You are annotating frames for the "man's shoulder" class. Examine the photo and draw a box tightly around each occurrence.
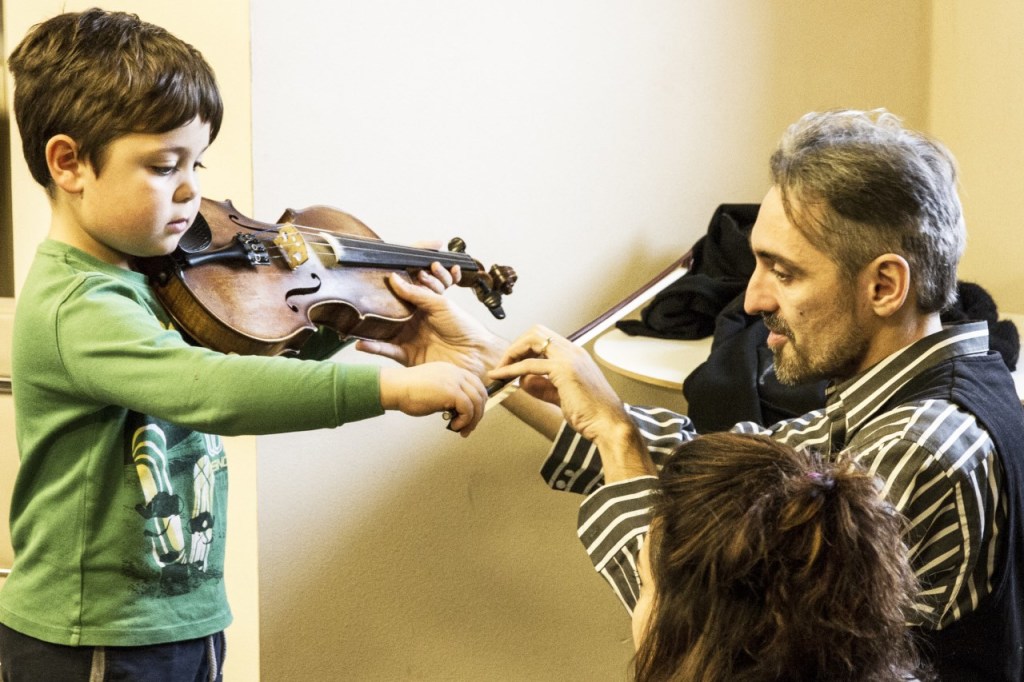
[855,397,993,475]
[885,348,1022,453]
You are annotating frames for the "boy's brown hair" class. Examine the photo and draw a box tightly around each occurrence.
[8,8,223,193]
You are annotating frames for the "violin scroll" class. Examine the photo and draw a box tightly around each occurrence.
[447,237,517,319]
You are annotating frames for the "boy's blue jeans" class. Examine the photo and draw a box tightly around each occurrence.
[0,622,225,681]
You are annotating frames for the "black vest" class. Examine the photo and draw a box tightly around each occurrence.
[885,351,1024,681]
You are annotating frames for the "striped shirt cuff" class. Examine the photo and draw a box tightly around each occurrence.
[577,476,658,612]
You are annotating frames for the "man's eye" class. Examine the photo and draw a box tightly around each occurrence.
[771,268,792,282]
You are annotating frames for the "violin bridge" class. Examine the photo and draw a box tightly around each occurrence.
[273,223,309,269]
[315,232,342,268]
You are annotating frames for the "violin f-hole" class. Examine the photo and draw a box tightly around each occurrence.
[285,273,323,313]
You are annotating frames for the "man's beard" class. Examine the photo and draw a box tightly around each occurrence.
[762,312,868,385]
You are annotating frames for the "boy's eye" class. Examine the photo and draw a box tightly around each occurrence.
[194,161,207,171]
[151,166,176,176]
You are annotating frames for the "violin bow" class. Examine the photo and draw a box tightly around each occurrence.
[483,249,693,411]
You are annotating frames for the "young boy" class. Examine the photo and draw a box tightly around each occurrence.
[0,9,486,680]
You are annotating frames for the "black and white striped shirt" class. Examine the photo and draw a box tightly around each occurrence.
[544,322,1005,630]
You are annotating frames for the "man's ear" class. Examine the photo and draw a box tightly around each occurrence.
[45,135,87,194]
[862,253,911,318]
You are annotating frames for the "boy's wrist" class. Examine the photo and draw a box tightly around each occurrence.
[378,367,403,410]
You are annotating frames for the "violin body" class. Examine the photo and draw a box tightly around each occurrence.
[134,198,515,356]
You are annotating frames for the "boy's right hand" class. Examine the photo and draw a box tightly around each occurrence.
[379,362,488,436]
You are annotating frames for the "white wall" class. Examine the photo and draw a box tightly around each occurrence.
[249,2,930,679]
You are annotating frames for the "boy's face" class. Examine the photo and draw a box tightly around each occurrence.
[62,118,211,267]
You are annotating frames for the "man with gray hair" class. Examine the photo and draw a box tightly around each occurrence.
[372,109,1024,679]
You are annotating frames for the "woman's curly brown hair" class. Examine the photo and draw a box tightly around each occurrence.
[633,432,928,681]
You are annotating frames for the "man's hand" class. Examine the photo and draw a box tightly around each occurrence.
[355,263,507,379]
[487,324,655,480]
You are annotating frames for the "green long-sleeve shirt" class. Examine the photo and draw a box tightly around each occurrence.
[0,240,383,646]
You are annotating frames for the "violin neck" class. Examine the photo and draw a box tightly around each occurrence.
[334,241,481,273]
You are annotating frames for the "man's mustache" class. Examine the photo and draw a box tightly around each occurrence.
[762,313,793,339]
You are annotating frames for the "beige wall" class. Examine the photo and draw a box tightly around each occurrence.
[248,1,930,680]
[929,0,1024,312]
[1,2,259,680]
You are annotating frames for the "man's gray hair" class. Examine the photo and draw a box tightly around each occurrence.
[770,109,965,313]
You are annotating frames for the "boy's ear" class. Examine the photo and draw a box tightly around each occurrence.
[45,135,88,194]
[862,253,911,318]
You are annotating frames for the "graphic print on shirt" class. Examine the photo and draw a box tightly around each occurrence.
[126,414,227,597]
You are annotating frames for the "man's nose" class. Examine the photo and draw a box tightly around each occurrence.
[744,266,775,315]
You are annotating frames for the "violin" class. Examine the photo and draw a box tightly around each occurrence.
[134,198,517,356]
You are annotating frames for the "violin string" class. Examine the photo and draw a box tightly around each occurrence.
[307,241,477,266]
[258,225,477,262]
[259,251,482,275]
[238,224,479,267]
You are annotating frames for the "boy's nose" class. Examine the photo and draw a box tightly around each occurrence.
[174,174,199,203]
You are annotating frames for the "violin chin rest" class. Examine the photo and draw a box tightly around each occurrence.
[178,213,214,253]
